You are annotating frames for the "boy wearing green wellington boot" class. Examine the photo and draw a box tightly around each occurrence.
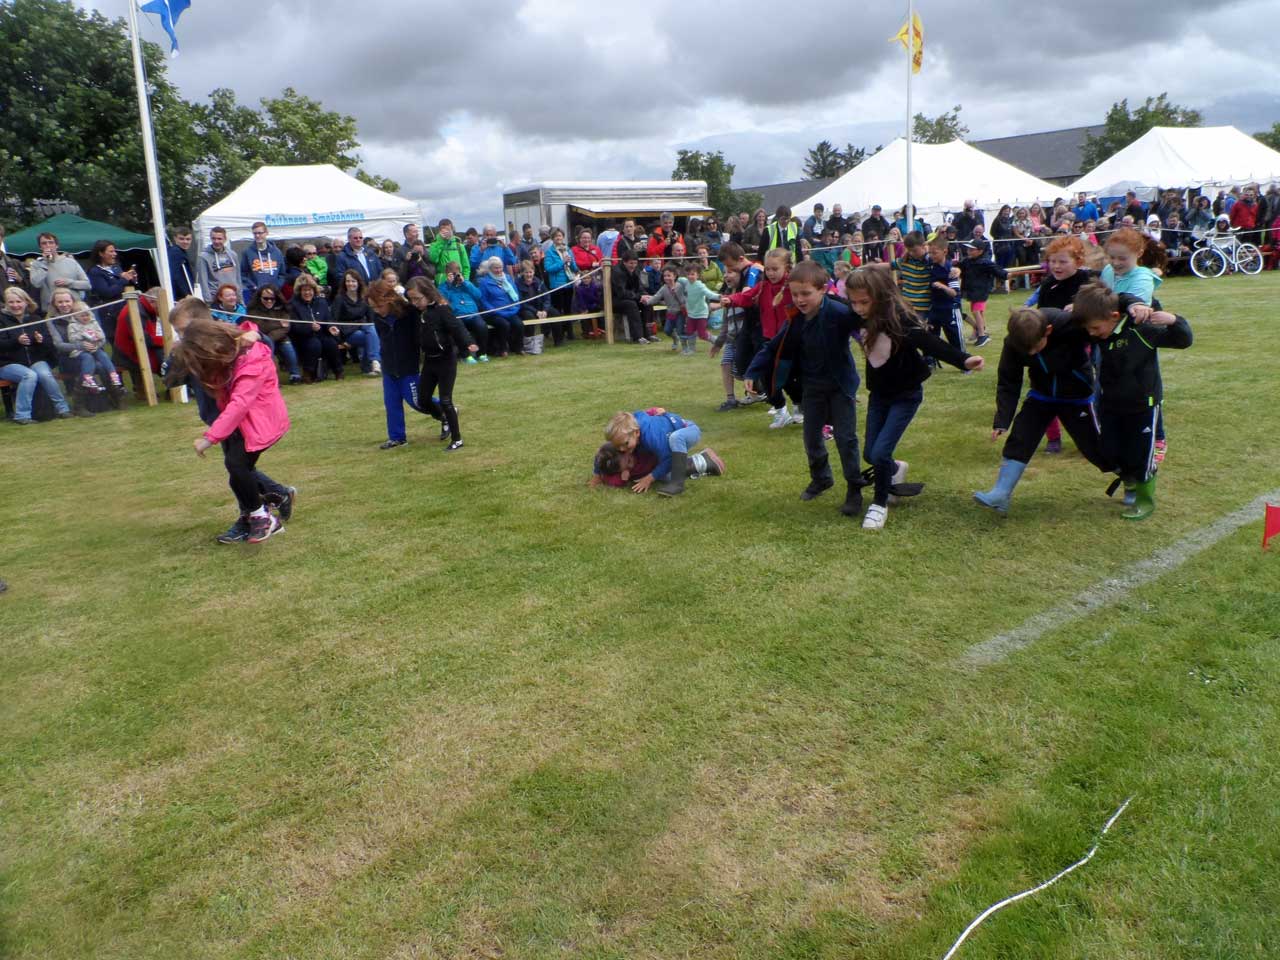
[1073,282,1192,520]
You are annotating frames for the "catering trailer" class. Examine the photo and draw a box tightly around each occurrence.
[501,181,713,237]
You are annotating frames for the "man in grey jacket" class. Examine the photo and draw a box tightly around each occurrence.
[196,226,241,302]
[27,232,92,310]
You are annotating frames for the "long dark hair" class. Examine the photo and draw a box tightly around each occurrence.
[341,269,366,300]
[249,284,286,315]
[405,276,447,306]
[843,266,921,353]
[90,239,115,266]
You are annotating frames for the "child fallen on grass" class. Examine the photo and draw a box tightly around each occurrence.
[589,443,724,489]
[596,407,719,496]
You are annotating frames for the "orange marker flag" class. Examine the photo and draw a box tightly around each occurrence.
[1264,503,1280,550]
[891,13,924,74]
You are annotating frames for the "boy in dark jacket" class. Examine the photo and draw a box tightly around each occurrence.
[744,261,865,517]
[958,241,1007,346]
[1073,282,1192,520]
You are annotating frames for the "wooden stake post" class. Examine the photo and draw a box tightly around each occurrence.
[602,261,615,344]
[124,287,158,407]
[156,289,184,403]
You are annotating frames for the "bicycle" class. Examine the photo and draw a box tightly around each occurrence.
[1189,229,1263,278]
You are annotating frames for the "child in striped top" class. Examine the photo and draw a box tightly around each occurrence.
[891,232,932,319]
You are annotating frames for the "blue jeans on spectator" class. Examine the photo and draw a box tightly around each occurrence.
[347,325,381,372]
[0,361,71,420]
[272,338,301,378]
[382,372,420,442]
[864,388,922,506]
[667,422,701,457]
[76,349,117,377]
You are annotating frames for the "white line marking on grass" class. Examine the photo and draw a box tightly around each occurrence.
[940,796,1133,960]
[964,490,1280,666]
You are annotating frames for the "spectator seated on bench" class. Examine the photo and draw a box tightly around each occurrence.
[1,286,72,422]
[111,288,165,397]
[247,285,302,384]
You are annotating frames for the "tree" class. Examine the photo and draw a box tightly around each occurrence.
[803,140,844,179]
[672,150,761,219]
[1254,122,1280,152]
[0,0,399,229]
[913,105,968,144]
[1080,94,1203,170]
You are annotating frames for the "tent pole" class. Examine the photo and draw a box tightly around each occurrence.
[126,0,175,303]
[905,0,914,233]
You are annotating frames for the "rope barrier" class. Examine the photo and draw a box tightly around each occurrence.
[1,297,130,334]
[231,267,605,327]
[940,796,1133,960]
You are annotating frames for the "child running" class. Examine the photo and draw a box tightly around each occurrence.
[926,235,965,352]
[957,240,1005,346]
[176,315,292,544]
[602,407,710,497]
[1072,282,1191,520]
[367,278,436,450]
[642,265,688,351]
[679,261,721,352]
[844,266,984,529]
[405,277,477,451]
[743,261,865,518]
[710,269,748,410]
[726,248,798,428]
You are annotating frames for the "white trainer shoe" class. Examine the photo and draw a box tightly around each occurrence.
[862,504,888,529]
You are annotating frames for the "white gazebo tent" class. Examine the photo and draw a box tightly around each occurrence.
[1070,125,1280,198]
[794,138,1065,224]
[193,164,423,245]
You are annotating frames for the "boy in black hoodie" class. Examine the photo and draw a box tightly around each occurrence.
[1072,282,1192,520]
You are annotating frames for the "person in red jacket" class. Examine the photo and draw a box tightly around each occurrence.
[1229,184,1260,244]
[725,248,798,429]
[112,289,166,391]
[571,227,604,274]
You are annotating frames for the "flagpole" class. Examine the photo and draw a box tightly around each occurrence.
[126,0,175,303]
[905,0,914,234]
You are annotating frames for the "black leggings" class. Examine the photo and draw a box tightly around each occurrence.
[420,356,460,441]
[223,429,267,513]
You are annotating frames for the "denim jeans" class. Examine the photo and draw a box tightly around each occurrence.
[76,350,117,377]
[272,338,301,377]
[346,325,381,371]
[864,388,922,505]
[0,361,70,420]
[667,422,701,456]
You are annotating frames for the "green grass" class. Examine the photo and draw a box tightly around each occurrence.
[3,274,1279,959]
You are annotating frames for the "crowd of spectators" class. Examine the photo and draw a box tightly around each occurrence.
[3,180,1277,425]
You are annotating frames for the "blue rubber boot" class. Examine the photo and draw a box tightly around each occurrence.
[974,459,1027,514]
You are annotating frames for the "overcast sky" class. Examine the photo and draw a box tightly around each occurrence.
[89,0,1279,226]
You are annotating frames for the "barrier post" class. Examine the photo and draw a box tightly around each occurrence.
[124,287,158,407]
[156,289,183,403]
[602,261,615,344]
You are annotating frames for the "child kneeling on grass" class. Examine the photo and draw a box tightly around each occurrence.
[743,261,865,519]
[175,316,292,544]
[601,408,713,496]
[1072,282,1192,520]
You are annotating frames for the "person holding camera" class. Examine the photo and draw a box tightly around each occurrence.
[429,219,470,281]
[468,224,517,275]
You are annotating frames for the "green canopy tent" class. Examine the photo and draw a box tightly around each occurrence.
[3,213,155,256]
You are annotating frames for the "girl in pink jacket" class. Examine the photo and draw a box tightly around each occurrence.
[173,317,292,544]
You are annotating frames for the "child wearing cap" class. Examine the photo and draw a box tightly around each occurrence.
[957,240,1006,347]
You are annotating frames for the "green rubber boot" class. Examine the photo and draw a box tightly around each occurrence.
[1122,475,1156,520]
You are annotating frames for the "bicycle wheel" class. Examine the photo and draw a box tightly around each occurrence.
[1190,247,1226,278]
[1236,243,1263,275]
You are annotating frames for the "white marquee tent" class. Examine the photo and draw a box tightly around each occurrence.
[794,138,1065,223]
[1070,126,1280,198]
[193,165,423,245]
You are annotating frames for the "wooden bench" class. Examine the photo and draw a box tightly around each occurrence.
[1005,265,1045,290]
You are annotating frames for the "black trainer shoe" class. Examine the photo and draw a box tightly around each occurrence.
[445,438,464,452]
[216,515,251,544]
[379,438,407,450]
[247,512,283,544]
[440,423,452,441]
[265,486,297,522]
[800,478,834,501]
[716,398,739,412]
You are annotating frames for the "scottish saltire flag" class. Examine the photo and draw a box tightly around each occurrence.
[139,0,191,54]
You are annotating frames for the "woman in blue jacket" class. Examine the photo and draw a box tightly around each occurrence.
[440,263,490,362]
[475,255,524,357]
[87,240,138,342]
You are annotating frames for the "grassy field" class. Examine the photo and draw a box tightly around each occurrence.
[3,273,1279,959]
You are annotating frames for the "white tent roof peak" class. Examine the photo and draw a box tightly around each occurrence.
[194,164,422,244]
[794,138,1064,219]
[1070,126,1280,196]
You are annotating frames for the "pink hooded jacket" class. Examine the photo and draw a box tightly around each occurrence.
[203,328,290,451]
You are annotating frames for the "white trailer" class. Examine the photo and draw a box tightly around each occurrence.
[501,181,713,237]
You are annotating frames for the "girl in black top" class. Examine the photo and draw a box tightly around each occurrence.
[844,266,984,528]
[406,277,477,451]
